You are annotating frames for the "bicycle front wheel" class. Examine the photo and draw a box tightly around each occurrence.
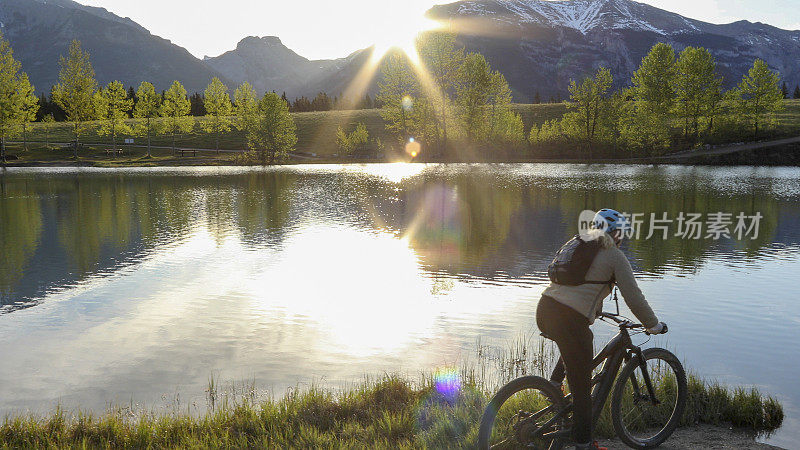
[610,348,687,449]
[477,376,568,450]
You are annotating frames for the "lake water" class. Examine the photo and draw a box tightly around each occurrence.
[1,164,799,446]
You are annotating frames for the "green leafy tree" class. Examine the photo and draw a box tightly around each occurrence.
[794,85,800,100]
[41,114,56,148]
[133,82,161,158]
[202,77,232,153]
[18,73,38,152]
[529,119,568,146]
[626,43,677,153]
[377,53,420,144]
[730,59,784,137]
[336,123,369,156]
[416,32,465,155]
[563,67,613,159]
[52,40,98,158]
[672,47,723,139]
[491,108,525,149]
[233,82,259,148]
[487,71,514,142]
[0,32,38,162]
[621,106,672,154]
[453,52,516,149]
[349,123,369,154]
[160,80,193,155]
[96,80,132,156]
[604,90,632,149]
[781,82,789,99]
[246,92,297,164]
[455,52,494,143]
[632,43,677,118]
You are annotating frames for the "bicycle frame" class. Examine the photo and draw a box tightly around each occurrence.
[586,325,635,423]
[536,324,659,440]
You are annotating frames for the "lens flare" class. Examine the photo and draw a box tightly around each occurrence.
[405,138,421,159]
[403,184,462,266]
[434,368,462,400]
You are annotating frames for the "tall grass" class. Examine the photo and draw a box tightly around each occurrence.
[0,341,784,448]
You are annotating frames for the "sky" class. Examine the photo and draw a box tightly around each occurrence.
[80,0,800,60]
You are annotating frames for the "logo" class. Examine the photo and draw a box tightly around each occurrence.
[576,210,762,241]
[578,210,600,238]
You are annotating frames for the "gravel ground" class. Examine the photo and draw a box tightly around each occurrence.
[597,425,782,449]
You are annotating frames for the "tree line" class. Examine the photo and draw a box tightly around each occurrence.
[375,36,790,160]
[1,29,794,163]
[0,35,297,163]
[377,33,525,157]
[287,92,379,112]
[36,82,375,121]
[0,32,38,162]
[529,43,787,158]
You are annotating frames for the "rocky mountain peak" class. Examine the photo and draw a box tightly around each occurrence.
[237,36,284,50]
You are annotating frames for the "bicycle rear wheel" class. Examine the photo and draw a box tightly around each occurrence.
[477,376,568,450]
[610,348,687,449]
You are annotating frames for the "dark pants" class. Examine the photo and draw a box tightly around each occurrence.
[536,295,594,444]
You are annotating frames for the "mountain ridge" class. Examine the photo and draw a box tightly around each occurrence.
[427,0,800,100]
[2,0,800,102]
[0,0,228,93]
[201,35,368,99]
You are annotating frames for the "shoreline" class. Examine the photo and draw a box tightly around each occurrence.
[3,156,799,168]
[5,100,800,169]
[0,372,783,448]
[4,137,800,168]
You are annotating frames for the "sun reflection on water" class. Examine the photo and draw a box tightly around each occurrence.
[350,163,429,184]
[245,224,438,357]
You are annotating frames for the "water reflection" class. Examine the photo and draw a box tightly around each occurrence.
[2,165,800,311]
[0,178,42,299]
[1,165,800,446]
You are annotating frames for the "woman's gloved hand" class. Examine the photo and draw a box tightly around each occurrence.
[646,322,668,335]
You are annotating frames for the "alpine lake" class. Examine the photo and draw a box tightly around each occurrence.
[1,163,799,446]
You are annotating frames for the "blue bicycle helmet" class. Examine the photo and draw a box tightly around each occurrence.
[591,208,630,234]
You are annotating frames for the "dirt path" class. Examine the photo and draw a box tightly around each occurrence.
[646,136,800,161]
[598,424,782,449]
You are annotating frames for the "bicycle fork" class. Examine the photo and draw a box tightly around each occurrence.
[627,347,660,406]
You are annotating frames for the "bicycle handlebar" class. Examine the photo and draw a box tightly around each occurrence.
[598,312,668,335]
[598,312,637,326]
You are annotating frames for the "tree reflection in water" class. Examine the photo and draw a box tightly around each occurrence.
[1,165,798,312]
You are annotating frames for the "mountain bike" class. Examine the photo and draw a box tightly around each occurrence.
[477,312,687,449]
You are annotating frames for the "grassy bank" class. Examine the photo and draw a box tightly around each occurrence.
[0,375,783,448]
[12,104,567,157]
[0,344,784,449]
[4,100,800,166]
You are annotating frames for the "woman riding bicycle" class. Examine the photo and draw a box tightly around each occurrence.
[537,209,667,450]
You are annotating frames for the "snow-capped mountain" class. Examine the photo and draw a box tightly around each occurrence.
[428,0,800,100]
[3,0,800,102]
[450,0,704,35]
